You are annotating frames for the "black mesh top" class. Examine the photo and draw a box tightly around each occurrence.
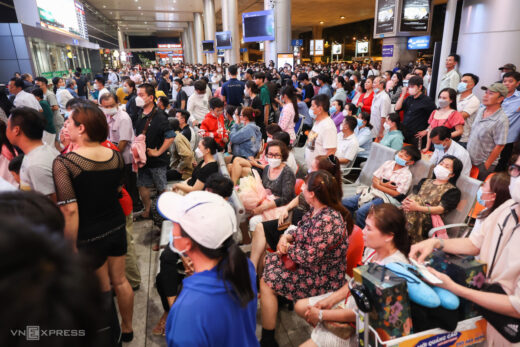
[53,150,126,241]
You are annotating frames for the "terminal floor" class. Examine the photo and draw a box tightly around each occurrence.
[126,219,312,347]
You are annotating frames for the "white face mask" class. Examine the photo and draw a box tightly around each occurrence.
[434,165,451,180]
[102,107,118,116]
[195,147,203,158]
[267,158,282,168]
[342,110,348,117]
[509,175,520,203]
[135,96,145,108]
[383,122,391,131]
[169,233,187,257]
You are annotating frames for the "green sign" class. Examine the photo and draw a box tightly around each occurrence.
[40,68,92,80]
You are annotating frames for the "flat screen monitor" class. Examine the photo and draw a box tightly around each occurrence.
[216,31,232,49]
[36,0,88,39]
[332,44,342,55]
[375,0,397,35]
[314,39,324,56]
[407,35,430,49]
[242,10,275,42]
[400,0,432,32]
[202,40,214,53]
[277,54,294,69]
[356,41,369,54]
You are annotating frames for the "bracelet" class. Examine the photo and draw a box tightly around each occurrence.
[427,206,431,214]
[318,310,323,323]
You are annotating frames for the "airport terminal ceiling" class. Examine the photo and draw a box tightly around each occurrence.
[84,0,447,36]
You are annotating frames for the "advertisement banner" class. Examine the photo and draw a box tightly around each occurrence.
[375,0,396,35]
[382,45,394,57]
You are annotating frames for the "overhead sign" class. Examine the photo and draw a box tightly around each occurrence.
[332,44,342,55]
[356,41,369,54]
[407,35,430,49]
[310,39,324,56]
[158,44,183,57]
[400,0,432,33]
[382,45,394,57]
[375,0,397,35]
[291,39,303,47]
[374,0,433,38]
[36,0,88,39]
[277,53,294,69]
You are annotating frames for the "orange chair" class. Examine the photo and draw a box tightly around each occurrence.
[346,225,364,278]
[470,166,479,179]
[470,172,495,219]
[295,178,305,196]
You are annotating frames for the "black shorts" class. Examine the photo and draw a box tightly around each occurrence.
[263,208,306,250]
[78,225,127,269]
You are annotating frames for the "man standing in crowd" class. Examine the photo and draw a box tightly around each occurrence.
[298,73,314,108]
[173,79,188,110]
[94,76,110,104]
[254,72,271,128]
[134,84,175,220]
[74,68,89,100]
[428,126,471,177]
[34,77,62,139]
[467,83,509,181]
[187,80,210,127]
[176,109,192,142]
[158,70,171,97]
[439,54,461,93]
[395,75,436,148]
[8,78,42,111]
[457,73,481,148]
[371,76,391,141]
[5,107,59,201]
[107,69,119,89]
[221,65,244,107]
[304,94,337,171]
[496,71,520,171]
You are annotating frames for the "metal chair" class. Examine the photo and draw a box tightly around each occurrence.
[293,114,305,147]
[428,175,482,238]
[408,158,434,194]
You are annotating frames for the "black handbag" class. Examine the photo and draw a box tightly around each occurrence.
[476,209,520,343]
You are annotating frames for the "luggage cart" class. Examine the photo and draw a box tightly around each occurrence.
[355,310,486,347]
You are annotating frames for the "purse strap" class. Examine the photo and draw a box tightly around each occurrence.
[488,208,518,278]
[141,108,157,136]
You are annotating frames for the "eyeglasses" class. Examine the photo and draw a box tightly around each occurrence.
[266,153,282,159]
[509,164,520,178]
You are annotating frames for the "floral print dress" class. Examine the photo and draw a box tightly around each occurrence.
[262,207,348,301]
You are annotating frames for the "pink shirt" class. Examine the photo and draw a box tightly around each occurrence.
[279,103,296,143]
[428,110,465,130]
[373,160,413,195]
[470,200,520,346]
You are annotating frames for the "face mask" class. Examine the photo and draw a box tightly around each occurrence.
[266,137,273,143]
[64,111,70,119]
[329,106,337,114]
[438,99,450,108]
[331,82,337,89]
[309,108,316,119]
[244,89,250,97]
[383,122,391,131]
[373,87,380,94]
[93,84,99,90]
[403,80,409,87]
[357,118,363,127]
[169,232,187,257]
[509,176,520,203]
[267,158,282,168]
[135,96,145,108]
[195,147,203,157]
[123,87,129,94]
[59,86,66,90]
[434,165,451,180]
[457,82,468,93]
[342,110,348,117]
[394,154,407,166]
[476,187,494,206]
[103,107,118,116]
[433,143,446,151]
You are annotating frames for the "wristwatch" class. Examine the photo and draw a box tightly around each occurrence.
[318,310,323,323]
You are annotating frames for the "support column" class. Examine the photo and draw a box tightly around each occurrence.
[381,37,417,72]
[275,0,291,66]
[125,35,130,49]
[181,31,191,64]
[221,0,240,64]
[457,0,520,99]
[312,26,323,63]
[263,0,276,66]
[117,27,124,52]
[203,0,216,64]
[435,0,457,99]
[187,22,196,65]
[194,13,205,64]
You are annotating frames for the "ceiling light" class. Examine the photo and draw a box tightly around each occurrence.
[138,6,141,9]
[109,11,112,14]
[144,21,147,24]
[319,21,324,24]
[103,5,106,8]
[340,16,345,19]
[141,12,143,15]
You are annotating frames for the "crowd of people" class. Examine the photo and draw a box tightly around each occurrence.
[0,56,519,347]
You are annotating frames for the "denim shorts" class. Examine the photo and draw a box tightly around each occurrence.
[137,166,167,192]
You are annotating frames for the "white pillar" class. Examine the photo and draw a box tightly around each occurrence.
[264,0,276,66]
[117,27,124,52]
[125,35,130,49]
[275,0,291,67]
[435,0,457,98]
[221,0,240,64]
[194,13,205,64]
[181,31,190,64]
[203,0,216,64]
[187,22,197,65]
[457,0,520,99]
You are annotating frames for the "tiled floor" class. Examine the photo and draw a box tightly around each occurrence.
[124,219,312,347]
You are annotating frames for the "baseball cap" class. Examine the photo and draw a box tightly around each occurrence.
[157,191,236,249]
[498,63,516,71]
[481,83,508,97]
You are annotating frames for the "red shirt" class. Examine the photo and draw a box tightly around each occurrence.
[200,112,228,148]
[359,91,375,114]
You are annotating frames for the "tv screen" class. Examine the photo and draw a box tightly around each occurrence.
[242,10,275,42]
[36,0,88,39]
[216,31,232,49]
[375,0,396,35]
[400,0,432,32]
[407,35,430,49]
[202,40,214,53]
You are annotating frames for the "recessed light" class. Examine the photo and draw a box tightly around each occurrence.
[144,21,147,24]
[109,11,112,14]
[103,5,106,8]
[319,21,324,24]
[141,12,143,15]
[340,16,345,19]
[138,6,141,9]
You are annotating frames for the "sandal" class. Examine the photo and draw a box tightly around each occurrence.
[134,214,151,222]
[152,313,167,336]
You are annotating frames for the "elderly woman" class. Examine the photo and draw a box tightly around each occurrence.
[259,170,353,347]
[402,155,463,243]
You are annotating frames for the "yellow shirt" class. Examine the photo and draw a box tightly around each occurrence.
[116,87,128,104]
[155,90,167,99]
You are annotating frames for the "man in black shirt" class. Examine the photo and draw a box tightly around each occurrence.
[173,79,188,110]
[221,65,245,107]
[157,70,171,97]
[395,75,436,148]
[135,83,175,219]
[298,73,314,107]
[74,70,89,99]
[175,109,192,142]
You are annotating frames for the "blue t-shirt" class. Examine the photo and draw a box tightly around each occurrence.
[221,78,245,106]
[165,259,259,347]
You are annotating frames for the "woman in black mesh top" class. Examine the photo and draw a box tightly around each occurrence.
[52,101,135,342]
